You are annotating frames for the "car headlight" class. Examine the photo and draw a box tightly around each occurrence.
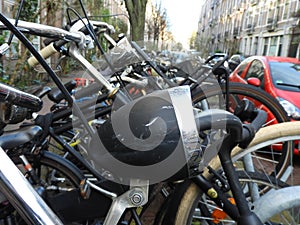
[277,97,300,120]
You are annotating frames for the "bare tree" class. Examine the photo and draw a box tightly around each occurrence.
[145,4,155,41]
[153,2,167,43]
[124,0,148,41]
[145,1,170,48]
[189,31,197,50]
[159,9,167,43]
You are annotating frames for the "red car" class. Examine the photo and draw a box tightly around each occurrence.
[230,56,300,121]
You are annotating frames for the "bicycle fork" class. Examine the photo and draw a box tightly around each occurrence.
[218,135,263,225]
[192,136,264,224]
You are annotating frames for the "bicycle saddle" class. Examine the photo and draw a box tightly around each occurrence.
[48,80,77,103]
[0,125,42,149]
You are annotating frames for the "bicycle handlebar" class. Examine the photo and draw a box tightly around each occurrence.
[0,19,83,42]
[26,19,115,67]
[0,82,43,111]
[239,109,267,148]
[68,18,115,34]
[195,108,267,148]
[204,53,228,65]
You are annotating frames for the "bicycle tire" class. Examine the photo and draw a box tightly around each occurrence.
[253,185,300,224]
[163,171,289,225]
[11,150,85,185]
[192,82,291,180]
[204,121,300,184]
[1,151,86,224]
[169,121,300,225]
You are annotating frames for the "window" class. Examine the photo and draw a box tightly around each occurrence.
[271,61,300,92]
[278,36,283,56]
[283,2,289,20]
[289,36,300,58]
[278,5,283,21]
[262,36,284,56]
[3,1,15,18]
[269,36,278,56]
[261,10,267,26]
[254,37,258,55]
[245,60,265,89]
[290,1,298,18]
[263,38,269,55]
[237,59,250,76]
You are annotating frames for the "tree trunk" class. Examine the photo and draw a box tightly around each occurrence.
[125,0,148,41]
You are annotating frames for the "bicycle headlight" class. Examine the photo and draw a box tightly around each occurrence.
[88,86,204,184]
[277,97,300,120]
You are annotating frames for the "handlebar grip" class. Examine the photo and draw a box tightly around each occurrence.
[0,83,43,112]
[250,110,267,132]
[239,109,267,148]
[27,43,58,67]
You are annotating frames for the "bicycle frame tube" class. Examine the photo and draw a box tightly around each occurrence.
[0,146,63,225]
[0,19,82,42]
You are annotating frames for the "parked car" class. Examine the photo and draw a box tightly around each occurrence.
[171,51,190,65]
[228,54,246,71]
[229,55,300,121]
[205,52,227,67]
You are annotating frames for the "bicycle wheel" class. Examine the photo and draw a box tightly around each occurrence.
[253,185,300,224]
[163,171,291,225]
[166,121,300,225]
[192,82,291,180]
[203,121,300,187]
[0,151,109,225]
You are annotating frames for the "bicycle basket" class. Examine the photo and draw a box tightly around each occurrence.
[94,37,142,78]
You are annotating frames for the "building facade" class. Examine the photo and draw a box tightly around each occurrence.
[198,0,300,58]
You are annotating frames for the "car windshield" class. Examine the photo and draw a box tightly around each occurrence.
[270,61,300,92]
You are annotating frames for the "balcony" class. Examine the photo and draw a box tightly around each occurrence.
[250,0,258,5]
[233,27,239,35]
[291,10,300,18]
[266,23,276,31]
[266,18,276,31]
[245,24,255,34]
[267,18,274,24]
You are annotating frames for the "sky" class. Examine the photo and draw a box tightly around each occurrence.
[152,0,204,49]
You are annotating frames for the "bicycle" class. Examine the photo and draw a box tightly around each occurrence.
[0,80,297,225]
[85,32,292,182]
[0,4,299,224]
[162,121,300,225]
[28,30,292,203]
